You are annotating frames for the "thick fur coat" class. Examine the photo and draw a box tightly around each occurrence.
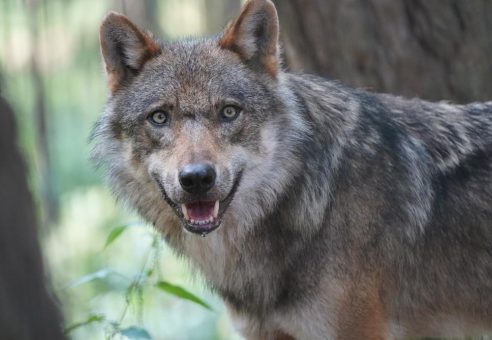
[93,1,492,338]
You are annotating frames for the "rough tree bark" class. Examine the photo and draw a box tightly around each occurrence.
[274,0,492,103]
[0,93,65,339]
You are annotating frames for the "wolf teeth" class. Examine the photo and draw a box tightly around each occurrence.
[188,217,215,225]
[182,203,219,223]
[213,201,219,218]
[181,204,189,220]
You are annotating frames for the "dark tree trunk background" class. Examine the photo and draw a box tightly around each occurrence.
[274,0,492,103]
[0,93,65,339]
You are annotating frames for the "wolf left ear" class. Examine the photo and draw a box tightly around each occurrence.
[100,12,161,93]
[219,0,280,78]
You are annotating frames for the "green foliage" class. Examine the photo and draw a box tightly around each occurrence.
[65,268,113,289]
[155,281,212,311]
[118,327,152,340]
[104,222,142,249]
[65,314,105,334]
[64,223,213,339]
[104,226,131,249]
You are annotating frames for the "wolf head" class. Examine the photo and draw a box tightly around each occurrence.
[93,0,308,237]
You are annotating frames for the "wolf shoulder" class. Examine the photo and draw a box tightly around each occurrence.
[284,72,492,242]
[284,72,492,171]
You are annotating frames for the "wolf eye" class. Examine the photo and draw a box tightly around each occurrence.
[148,110,168,126]
[220,105,241,121]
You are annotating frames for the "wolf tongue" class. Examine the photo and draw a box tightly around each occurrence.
[185,201,215,221]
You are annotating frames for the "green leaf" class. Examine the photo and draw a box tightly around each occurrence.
[155,281,212,310]
[104,221,146,249]
[64,314,105,334]
[119,326,152,339]
[104,225,130,249]
[65,268,112,289]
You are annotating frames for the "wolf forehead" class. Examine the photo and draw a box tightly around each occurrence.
[112,40,265,113]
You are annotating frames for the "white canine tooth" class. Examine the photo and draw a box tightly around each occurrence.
[213,201,219,218]
[191,219,195,224]
[181,204,189,220]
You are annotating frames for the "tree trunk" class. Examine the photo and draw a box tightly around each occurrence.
[274,0,492,103]
[113,0,160,34]
[0,93,65,339]
[28,0,59,227]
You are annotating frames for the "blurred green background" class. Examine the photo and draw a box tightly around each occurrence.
[0,0,243,339]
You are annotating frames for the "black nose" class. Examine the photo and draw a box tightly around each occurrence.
[179,163,216,194]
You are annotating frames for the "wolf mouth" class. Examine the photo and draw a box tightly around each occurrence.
[153,171,243,236]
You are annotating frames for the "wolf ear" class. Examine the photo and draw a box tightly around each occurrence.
[219,0,280,77]
[99,12,161,93]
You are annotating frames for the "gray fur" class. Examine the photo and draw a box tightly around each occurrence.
[93,1,492,339]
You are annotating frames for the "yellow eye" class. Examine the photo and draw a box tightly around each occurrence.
[220,105,241,121]
[148,110,168,125]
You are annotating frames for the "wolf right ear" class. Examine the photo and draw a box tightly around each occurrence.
[219,0,280,78]
[99,12,161,93]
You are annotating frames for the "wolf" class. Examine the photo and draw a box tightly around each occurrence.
[92,0,492,339]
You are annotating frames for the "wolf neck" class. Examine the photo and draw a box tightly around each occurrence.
[178,73,357,315]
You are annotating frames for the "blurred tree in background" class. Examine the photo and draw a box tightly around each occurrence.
[27,0,60,227]
[1,0,492,339]
[275,0,492,103]
[111,0,160,35]
[0,90,65,340]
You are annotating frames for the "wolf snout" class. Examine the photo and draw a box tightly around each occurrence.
[178,163,217,195]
